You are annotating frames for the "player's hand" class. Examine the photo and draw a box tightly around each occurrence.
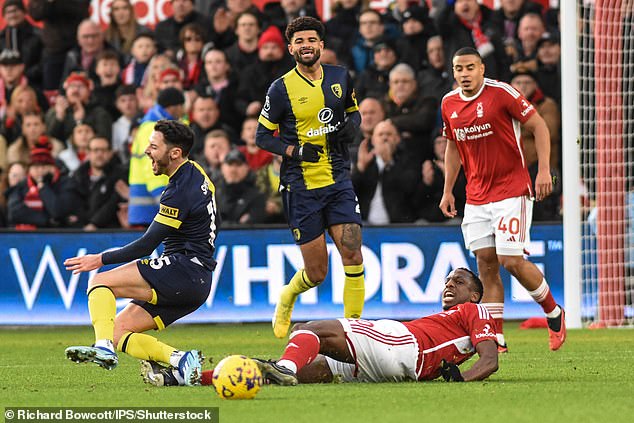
[440,359,464,382]
[439,192,457,218]
[292,143,323,163]
[64,253,103,274]
[535,169,553,202]
[328,118,357,155]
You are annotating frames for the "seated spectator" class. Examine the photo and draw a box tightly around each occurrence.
[351,97,386,163]
[351,120,419,224]
[194,48,243,133]
[105,0,151,58]
[177,23,205,90]
[7,112,65,165]
[414,132,466,223]
[59,122,94,173]
[396,5,437,72]
[383,63,437,167]
[0,160,27,225]
[508,13,546,74]
[535,32,560,105]
[92,50,122,120]
[237,25,293,117]
[71,136,128,230]
[216,148,267,225]
[417,35,453,102]
[210,0,265,50]
[196,129,231,185]
[0,49,48,136]
[45,72,112,142]
[7,139,78,228]
[238,116,272,170]
[355,37,398,102]
[137,55,180,112]
[224,11,261,72]
[189,94,236,158]
[2,84,42,145]
[121,34,158,88]
[0,0,43,85]
[61,19,113,85]
[255,154,284,223]
[351,9,389,74]
[111,85,141,163]
[155,0,213,58]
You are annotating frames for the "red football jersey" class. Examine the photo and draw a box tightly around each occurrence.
[403,302,498,380]
[441,78,537,205]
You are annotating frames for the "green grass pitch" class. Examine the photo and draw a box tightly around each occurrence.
[1,322,633,423]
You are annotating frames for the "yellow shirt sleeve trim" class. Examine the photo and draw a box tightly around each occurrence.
[149,289,158,305]
[345,105,359,113]
[258,115,279,131]
[154,213,182,229]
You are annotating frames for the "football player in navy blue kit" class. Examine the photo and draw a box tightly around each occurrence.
[256,16,365,338]
[64,120,218,386]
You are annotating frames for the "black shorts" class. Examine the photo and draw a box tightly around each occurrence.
[133,253,212,329]
[283,179,362,245]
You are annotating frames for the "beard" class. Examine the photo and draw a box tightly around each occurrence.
[294,48,321,67]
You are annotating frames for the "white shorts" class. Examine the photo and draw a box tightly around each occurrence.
[461,195,534,256]
[324,319,419,383]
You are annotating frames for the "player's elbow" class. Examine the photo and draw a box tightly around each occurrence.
[482,354,499,377]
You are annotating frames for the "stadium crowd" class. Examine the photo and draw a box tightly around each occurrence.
[0,0,563,229]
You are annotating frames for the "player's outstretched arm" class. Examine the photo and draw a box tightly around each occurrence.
[460,340,499,381]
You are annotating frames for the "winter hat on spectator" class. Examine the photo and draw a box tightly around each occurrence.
[157,87,185,108]
[159,68,182,84]
[402,6,428,26]
[30,137,55,166]
[2,0,25,15]
[224,149,247,165]
[258,26,285,51]
[64,72,92,89]
[0,48,22,65]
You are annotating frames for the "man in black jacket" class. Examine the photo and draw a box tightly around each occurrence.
[0,0,43,86]
[155,0,213,58]
[72,136,128,230]
[351,120,418,224]
[215,149,267,225]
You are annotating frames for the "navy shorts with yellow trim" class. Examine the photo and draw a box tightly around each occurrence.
[283,179,362,245]
[132,253,212,329]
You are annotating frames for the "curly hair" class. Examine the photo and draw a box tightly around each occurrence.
[154,120,194,157]
[285,16,325,42]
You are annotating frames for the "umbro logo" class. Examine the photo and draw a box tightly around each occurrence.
[450,111,458,119]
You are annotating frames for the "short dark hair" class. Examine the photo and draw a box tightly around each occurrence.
[154,119,194,157]
[89,136,112,149]
[453,47,482,62]
[285,16,325,42]
[456,267,484,302]
[95,49,120,64]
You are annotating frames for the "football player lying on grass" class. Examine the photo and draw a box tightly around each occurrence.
[141,268,498,386]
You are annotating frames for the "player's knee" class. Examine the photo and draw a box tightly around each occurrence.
[498,255,523,275]
[86,273,108,293]
[476,251,499,273]
[305,265,327,285]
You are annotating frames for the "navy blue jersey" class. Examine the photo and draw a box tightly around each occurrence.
[257,64,359,191]
[154,160,218,270]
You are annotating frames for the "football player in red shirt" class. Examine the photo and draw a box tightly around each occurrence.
[141,268,498,386]
[439,47,565,352]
